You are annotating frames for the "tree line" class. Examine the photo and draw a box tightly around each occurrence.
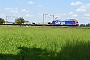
[0,17,25,24]
[79,24,90,27]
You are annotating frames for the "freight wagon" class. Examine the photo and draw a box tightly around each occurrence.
[52,19,79,26]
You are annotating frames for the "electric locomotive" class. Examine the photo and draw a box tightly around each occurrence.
[52,19,79,26]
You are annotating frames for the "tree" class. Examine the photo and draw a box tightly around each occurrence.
[86,23,90,27]
[0,18,5,24]
[15,17,25,27]
[79,24,86,27]
[15,17,25,24]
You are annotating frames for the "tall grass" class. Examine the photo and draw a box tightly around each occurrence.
[0,26,90,60]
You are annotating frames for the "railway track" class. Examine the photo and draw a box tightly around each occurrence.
[0,24,78,26]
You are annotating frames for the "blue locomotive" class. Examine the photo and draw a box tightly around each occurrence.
[52,19,79,26]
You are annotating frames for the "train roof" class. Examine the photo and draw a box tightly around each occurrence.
[54,19,77,21]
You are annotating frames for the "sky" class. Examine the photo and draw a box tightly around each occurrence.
[0,0,90,24]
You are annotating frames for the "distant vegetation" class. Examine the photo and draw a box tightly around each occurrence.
[0,26,90,60]
[80,23,90,27]
[0,18,5,24]
[15,17,25,24]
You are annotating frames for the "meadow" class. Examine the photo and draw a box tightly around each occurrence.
[0,26,90,60]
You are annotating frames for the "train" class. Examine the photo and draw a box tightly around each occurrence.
[1,19,79,26]
[51,19,79,26]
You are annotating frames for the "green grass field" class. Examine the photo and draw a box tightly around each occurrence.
[0,26,90,60]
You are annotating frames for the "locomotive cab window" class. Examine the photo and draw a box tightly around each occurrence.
[76,22,78,23]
